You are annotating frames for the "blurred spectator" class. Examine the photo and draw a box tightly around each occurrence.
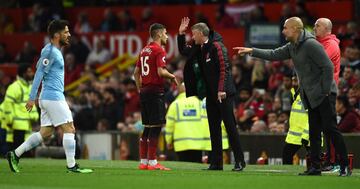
[0,43,12,64]
[123,78,140,119]
[138,7,156,31]
[67,35,90,64]
[73,90,104,131]
[215,4,235,29]
[236,87,253,131]
[342,45,360,71]
[86,38,112,66]
[337,21,359,50]
[118,10,136,32]
[0,14,15,34]
[275,73,292,114]
[251,58,267,89]
[31,3,52,32]
[232,64,243,92]
[269,111,287,133]
[102,87,124,130]
[336,95,360,133]
[338,66,358,95]
[100,8,119,32]
[250,120,267,133]
[267,61,284,95]
[64,52,83,85]
[272,97,282,114]
[347,87,360,110]
[21,14,38,32]
[266,111,278,128]
[236,55,253,89]
[15,41,37,64]
[249,88,266,120]
[74,12,93,34]
[97,118,109,132]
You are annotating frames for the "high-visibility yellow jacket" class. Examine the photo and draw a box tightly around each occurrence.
[285,88,309,145]
[2,77,39,142]
[0,102,13,142]
[165,93,228,152]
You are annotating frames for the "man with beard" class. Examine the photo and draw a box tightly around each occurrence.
[6,20,93,173]
[134,23,178,170]
[234,17,351,176]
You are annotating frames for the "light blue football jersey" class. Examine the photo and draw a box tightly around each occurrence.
[29,43,65,101]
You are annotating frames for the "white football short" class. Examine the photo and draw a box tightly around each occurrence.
[39,100,73,127]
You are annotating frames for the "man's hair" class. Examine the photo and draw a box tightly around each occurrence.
[149,23,166,39]
[47,19,69,38]
[191,22,210,37]
[17,63,31,77]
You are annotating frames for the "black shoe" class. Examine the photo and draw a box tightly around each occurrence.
[339,166,352,177]
[202,165,223,171]
[232,161,246,171]
[298,167,321,176]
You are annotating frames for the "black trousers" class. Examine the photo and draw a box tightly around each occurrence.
[282,139,310,165]
[306,94,348,168]
[206,96,244,167]
[176,150,203,163]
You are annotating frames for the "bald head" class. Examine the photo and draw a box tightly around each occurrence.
[282,17,304,43]
[317,18,332,31]
[285,17,304,31]
[314,18,332,38]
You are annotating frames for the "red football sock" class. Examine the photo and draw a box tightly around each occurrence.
[148,136,158,160]
[139,137,148,159]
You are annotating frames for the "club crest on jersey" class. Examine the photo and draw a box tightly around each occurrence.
[42,58,50,66]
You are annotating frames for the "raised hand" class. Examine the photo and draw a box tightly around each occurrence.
[179,17,190,35]
[233,47,253,56]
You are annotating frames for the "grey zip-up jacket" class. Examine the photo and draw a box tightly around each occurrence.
[252,29,337,109]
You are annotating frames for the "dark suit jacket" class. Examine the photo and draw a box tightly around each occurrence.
[178,31,236,101]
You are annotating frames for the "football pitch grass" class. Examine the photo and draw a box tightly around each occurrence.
[0,159,359,189]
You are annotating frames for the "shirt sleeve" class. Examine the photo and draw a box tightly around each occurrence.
[156,50,166,68]
[29,51,54,100]
[252,43,291,61]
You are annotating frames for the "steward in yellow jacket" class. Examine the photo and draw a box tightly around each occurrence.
[165,84,228,163]
[282,76,310,164]
[1,64,38,151]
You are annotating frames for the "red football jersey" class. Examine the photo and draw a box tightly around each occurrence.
[136,42,167,93]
